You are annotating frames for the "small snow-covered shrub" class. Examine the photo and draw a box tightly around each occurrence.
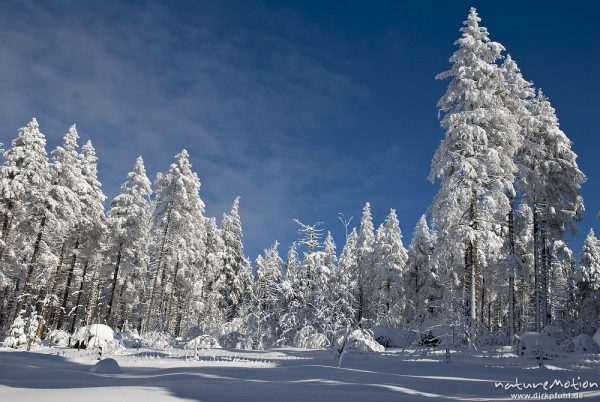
[142,331,175,349]
[339,329,385,353]
[517,332,561,357]
[48,329,71,347]
[115,329,142,348]
[3,314,27,348]
[185,335,221,350]
[294,326,329,349]
[219,332,252,349]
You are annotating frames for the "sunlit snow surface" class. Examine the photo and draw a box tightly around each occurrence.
[1,346,600,401]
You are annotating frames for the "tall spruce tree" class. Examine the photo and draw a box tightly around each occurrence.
[429,8,518,328]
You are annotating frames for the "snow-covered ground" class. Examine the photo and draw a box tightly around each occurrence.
[1,346,600,401]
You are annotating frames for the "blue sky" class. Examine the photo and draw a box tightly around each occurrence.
[1,0,599,261]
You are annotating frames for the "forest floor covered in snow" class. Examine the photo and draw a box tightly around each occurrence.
[1,346,600,401]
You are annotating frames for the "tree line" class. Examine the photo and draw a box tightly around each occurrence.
[1,8,599,349]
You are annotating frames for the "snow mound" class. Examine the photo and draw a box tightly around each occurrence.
[90,358,121,374]
[185,335,221,350]
[142,331,175,349]
[517,332,561,356]
[115,329,142,348]
[340,329,385,353]
[48,330,70,347]
[570,334,600,354]
[88,324,114,341]
[294,326,329,349]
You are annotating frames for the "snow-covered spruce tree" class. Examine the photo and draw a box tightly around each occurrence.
[249,241,283,348]
[429,9,519,331]
[319,231,353,343]
[338,227,358,325]
[103,156,152,329]
[144,150,206,334]
[579,229,600,290]
[55,140,106,331]
[279,242,302,344]
[372,209,408,325]
[355,202,375,324]
[195,217,226,333]
[37,125,87,333]
[518,89,585,330]
[575,229,600,333]
[499,54,535,340]
[404,215,438,324]
[220,196,247,320]
[548,241,575,329]
[0,119,52,330]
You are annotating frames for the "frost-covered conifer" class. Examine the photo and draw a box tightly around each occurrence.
[104,156,152,328]
[430,8,518,323]
[220,196,247,320]
[0,119,52,327]
[145,150,206,334]
[373,209,408,324]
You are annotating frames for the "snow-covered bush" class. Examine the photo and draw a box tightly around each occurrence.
[48,329,71,347]
[141,331,175,349]
[72,324,115,349]
[3,314,27,348]
[185,335,221,350]
[516,332,561,357]
[115,329,142,348]
[25,312,41,349]
[338,329,385,353]
[294,326,329,349]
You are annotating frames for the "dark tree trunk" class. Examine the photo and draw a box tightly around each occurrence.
[57,238,80,330]
[105,241,123,325]
[70,260,89,334]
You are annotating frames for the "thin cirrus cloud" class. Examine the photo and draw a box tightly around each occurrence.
[0,0,380,258]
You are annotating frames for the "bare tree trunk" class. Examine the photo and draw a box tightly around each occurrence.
[144,206,172,332]
[46,238,68,329]
[533,203,540,332]
[165,259,180,332]
[0,200,14,263]
[57,238,80,330]
[469,190,478,321]
[105,242,123,325]
[14,215,47,320]
[117,277,128,328]
[85,266,100,326]
[70,260,89,334]
[508,202,516,342]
